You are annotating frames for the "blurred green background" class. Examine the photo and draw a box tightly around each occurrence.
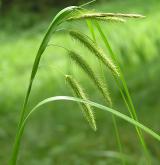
[0,0,160,164]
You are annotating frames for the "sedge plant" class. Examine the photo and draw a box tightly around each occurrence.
[9,1,160,165]
[67,20,150,162]
[66,48,124,164]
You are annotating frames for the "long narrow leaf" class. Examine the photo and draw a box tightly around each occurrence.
[20,96,160,142]
[10,6,83,165]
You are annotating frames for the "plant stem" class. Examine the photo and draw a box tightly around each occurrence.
[87,20,125,165]
[94,21,151,164]
[9,6,80,164]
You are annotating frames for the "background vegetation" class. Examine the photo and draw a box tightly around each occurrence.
[0,0,160,164]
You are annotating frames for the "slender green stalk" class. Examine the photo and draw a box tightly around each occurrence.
[87,21,125,165]
[86,20,96,42]
[80,0,96,7]
[94,21,150,163]
[112,115,125,165]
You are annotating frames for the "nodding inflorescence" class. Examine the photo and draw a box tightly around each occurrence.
[69,30,120,77]
[68,12,145,21]
[68,15,126,23]
[68,51,112,106]
[65,75,97,131]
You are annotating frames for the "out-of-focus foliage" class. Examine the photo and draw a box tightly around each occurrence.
[0,0,160,164]
[0,0,122,13]
[1,0,81,12]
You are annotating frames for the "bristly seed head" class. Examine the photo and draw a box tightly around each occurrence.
[67,12,145,22]
[68,15,126,23]
[68,51,112,106]
[69,30,120,77]
[65,74,97,131]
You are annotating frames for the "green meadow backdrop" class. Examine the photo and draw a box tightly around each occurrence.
[0,0,160,164]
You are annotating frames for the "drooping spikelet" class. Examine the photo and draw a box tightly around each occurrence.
[68,15,126,23]
[93,17,126,23]
[69,30,119,77]
[67,12,145,21]
[83,13,145,18]
[68,51,112,106]
[65,75,96,131]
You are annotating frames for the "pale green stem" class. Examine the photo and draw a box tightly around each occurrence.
[87,20,125,165]
[94,21,151,164]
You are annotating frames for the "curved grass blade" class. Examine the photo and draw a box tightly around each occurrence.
[19,96,160,144]
[13,96,160,165]
[20,6,82,128]
[10,6,84,165]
